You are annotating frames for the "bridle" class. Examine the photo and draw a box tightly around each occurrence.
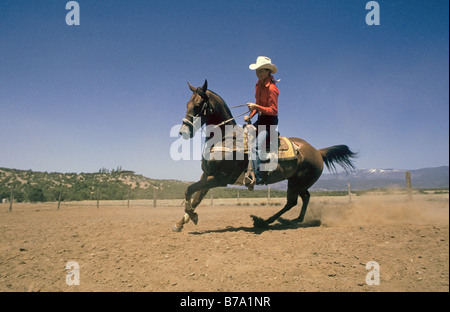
[182,88,251,131]
[182,87,211,130]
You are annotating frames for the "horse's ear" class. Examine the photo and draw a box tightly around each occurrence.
[202,79,208,93]
[187,82,196,92]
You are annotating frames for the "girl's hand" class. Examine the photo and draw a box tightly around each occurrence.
[247,102,258,111]
[244,116,251,123]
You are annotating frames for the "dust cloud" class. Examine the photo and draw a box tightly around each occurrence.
[306,194,449,227]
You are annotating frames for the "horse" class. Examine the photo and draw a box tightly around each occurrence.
[173,80,356,232]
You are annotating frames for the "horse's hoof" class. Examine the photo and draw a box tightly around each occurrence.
[277,217,295,226]
[251,215,269,229]
[191,213,199,225]
[172,224,183,232]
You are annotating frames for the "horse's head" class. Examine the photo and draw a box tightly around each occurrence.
[179,79,210,140]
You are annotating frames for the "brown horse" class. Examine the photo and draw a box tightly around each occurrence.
[173,80,356,232]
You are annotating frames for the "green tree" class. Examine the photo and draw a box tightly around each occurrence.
[28,187,45,203]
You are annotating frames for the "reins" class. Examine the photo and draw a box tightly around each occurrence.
[228,104,249,109]
[212,109,250,129]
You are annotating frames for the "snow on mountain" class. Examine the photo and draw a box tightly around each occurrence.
[270,166,449,191]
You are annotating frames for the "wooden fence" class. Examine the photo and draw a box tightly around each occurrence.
[4,173,418,211]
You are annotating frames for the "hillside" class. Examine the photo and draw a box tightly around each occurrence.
[0,167,285,203]
[0,167,190,203]
[1,166,448,203]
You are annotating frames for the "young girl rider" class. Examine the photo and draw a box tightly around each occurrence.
[244,56,279,185]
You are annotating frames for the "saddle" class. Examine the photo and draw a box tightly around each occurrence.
[206,132,300,188]
[208,133,298,161]
[274,136,298,161]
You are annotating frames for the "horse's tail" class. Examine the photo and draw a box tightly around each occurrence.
[318,145,357,173]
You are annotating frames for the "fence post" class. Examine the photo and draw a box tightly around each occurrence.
[153,187,157,208]
[96,188,100,209]
[268,185,271,204]
[127,190,130,208]
[210,193,213,206]
[405,171,412,200]
[9,187,14,212]
[57,186,62,210]
[348,179,352,203]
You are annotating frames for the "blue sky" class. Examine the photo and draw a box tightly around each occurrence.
[0,0,448,181]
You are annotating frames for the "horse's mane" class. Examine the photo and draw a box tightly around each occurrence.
[207,89,225,104]
[207,89,236,125]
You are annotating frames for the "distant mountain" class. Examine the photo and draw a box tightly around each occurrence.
[270,166,449,191]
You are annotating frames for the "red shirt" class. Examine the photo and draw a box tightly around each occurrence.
[250,75,279,118]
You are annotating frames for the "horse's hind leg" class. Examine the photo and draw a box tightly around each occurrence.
[252,186,298,228]
[293,190,310,223]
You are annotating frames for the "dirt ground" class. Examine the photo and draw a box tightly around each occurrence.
[0,193,448,292]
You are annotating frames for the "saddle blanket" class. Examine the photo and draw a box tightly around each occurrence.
[208,136,298,161]
[277,136,299,161]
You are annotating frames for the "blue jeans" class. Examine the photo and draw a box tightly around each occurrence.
[249,125,278,183]
[251,129,268,183]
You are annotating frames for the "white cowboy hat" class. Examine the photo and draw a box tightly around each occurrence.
[249,56,278,74]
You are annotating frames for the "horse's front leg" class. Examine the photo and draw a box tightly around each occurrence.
[192,188,209,209]
[183,173,208,224]
[179,188,209,228]
[173,174,225,232]
[184,187,208,226]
